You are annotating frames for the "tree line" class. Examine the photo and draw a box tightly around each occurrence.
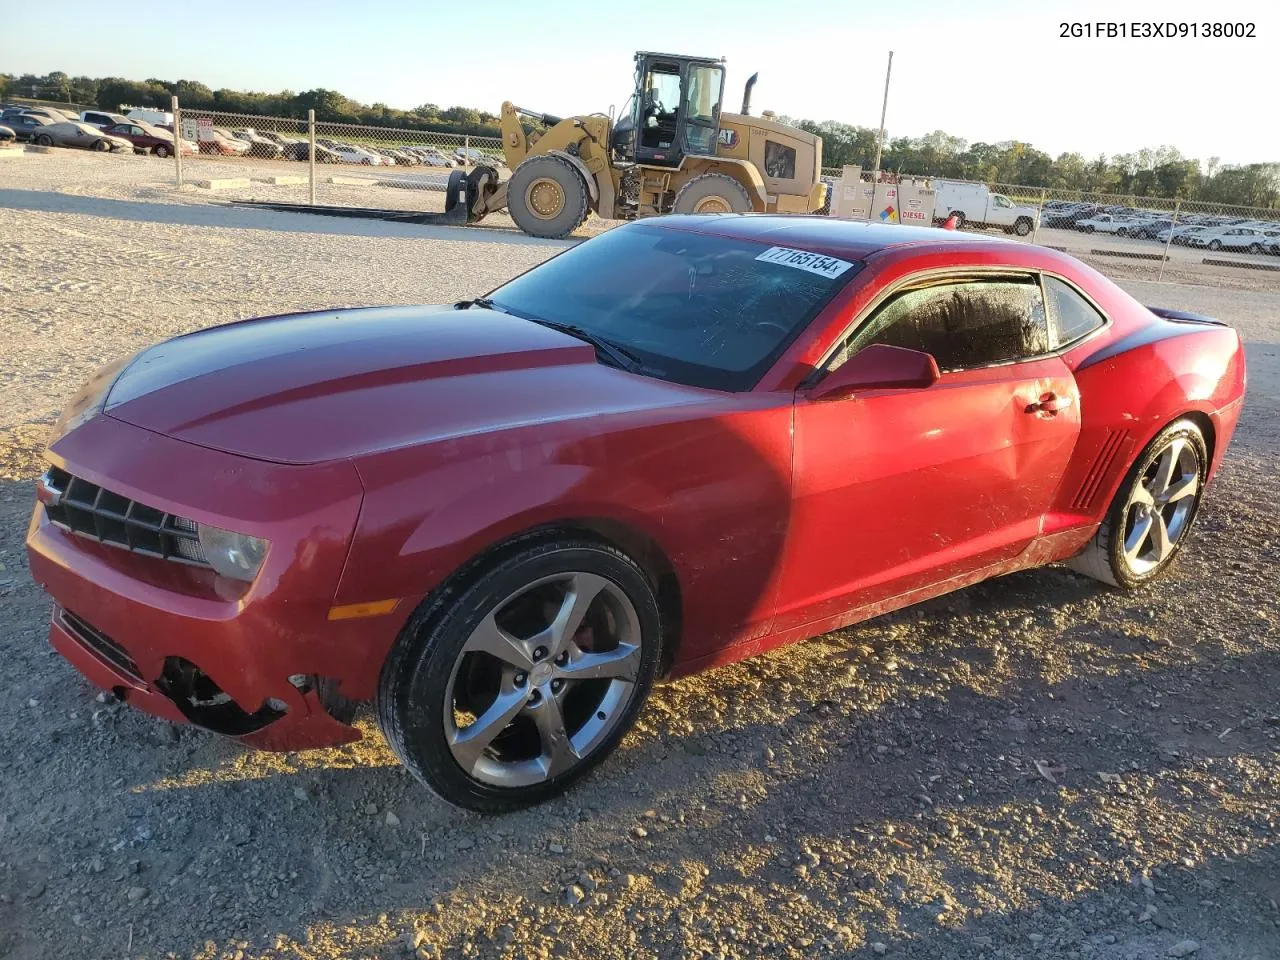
[4,71,1276,208]
[0,71,503,138]
[787,120,1278,209]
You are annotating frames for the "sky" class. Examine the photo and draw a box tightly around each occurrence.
[1,0,1274,165]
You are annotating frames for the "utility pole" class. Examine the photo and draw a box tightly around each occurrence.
[871,50,894,181]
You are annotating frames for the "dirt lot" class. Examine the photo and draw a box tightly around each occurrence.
[0,151,1277,960]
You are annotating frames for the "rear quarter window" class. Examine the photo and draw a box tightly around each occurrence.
[1043,276,1107,347]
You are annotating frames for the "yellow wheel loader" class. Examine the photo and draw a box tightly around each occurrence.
[445,52,826,238]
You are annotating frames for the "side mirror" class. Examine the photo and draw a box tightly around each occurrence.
[803,344,940,402]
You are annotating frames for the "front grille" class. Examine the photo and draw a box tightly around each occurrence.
[58,608,143,682]
[40,466,210,568]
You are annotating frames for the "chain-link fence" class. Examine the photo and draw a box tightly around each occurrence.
[820,167,1280,289]
[166,99,503,214]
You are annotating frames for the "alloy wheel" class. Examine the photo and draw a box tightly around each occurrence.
[443,571,642,787]
[1121,437,1201,576]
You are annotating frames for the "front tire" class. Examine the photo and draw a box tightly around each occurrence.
[507,154,591,239]
[152,144,170,158]
[376,536,663,812]
[35,134,53,147]
[1068,420,1208,590]
[1208,239,1222,251]
[672,172,753,215]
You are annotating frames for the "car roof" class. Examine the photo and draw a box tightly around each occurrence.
[650,214,1022,261]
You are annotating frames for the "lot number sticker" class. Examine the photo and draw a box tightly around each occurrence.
[755,246,855,279]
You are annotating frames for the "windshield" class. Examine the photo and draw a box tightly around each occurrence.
[487,223,860,391]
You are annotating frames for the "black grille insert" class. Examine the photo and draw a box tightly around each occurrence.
[59,608,143,682]
[41,466,209,568]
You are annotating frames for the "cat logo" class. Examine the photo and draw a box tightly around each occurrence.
[717,129,739,148]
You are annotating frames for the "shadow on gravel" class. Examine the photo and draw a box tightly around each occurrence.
[69,560,1277,958]
[0,188,573,247]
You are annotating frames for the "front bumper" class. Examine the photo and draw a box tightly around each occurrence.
[26,414,407,750]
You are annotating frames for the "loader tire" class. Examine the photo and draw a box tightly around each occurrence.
[672,173,752,215]
[507,155,590,239]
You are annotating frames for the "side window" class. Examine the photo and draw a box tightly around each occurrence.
[1042,276,1106,346]
[830,278,1049,373]
[763,140,797,179]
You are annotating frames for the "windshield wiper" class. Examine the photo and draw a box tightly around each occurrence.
[456,296,507,312]
[525,318,648,374]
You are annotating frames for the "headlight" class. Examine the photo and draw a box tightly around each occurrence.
[197,524,268,581]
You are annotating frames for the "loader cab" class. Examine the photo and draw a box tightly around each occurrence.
[613,52,725,168]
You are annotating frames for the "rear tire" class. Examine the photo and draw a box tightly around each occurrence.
[1208,239,1222,251]
[672,173,753,215]
[376,536,663,812]
[507,154,590,239]
[1068,419,1208,590]
[1013,217,1032,236]
[1248,243,1261,254]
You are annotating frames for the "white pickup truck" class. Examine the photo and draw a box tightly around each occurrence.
[933,180,1040,236]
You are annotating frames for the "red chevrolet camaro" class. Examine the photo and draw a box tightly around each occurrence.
[27,217,1246,811]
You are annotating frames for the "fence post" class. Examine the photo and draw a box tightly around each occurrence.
[308,109,316,205]
[1158,199,1180,283]
[171,95,183,189]
[464,134,470,163]
[1031,187,1047,245]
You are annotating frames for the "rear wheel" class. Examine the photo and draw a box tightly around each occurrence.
[1068,420,1208,590]
[152,144,170,158]
[1208,239,1222,251]
[1013,217,1033,236]
[672,173,752,215]
[376,537,663,812]
[1248,242,1261,254]
[507,155,590,239]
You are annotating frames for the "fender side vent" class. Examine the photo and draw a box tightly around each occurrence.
[1073,429,1129,511]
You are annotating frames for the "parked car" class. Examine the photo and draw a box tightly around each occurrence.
[1119,218,1174,239]
[259,130,302,148]
[26,218,1246,812]
[1042,204,1100,228]
[1156,224,1209,245]
[411,147,456,167]
[227,129,284,159]
[376,147,417,166]
[81,110,130,129]
[318,138,386,165]
[1187,226,1271,253]
[197,129,250,157]
[4,113,55,142]
[1074,214,1134,235]
[15,106,79,123]
[453,146,493,166]
[102,121,194,157]
[282,141,341,163]
[31,121,132,152]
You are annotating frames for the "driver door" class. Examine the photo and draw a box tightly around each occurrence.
[773,274,1081,633]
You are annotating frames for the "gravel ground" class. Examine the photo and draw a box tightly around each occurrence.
[0,151,1277,960]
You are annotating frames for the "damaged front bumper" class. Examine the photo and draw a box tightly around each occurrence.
[25,414,407,750]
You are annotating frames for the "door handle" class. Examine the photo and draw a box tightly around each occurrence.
[1026,392,1073,414]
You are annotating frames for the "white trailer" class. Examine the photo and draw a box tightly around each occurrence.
[933,180,1039,236]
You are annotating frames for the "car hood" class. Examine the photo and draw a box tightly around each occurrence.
[103,305,713,464]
